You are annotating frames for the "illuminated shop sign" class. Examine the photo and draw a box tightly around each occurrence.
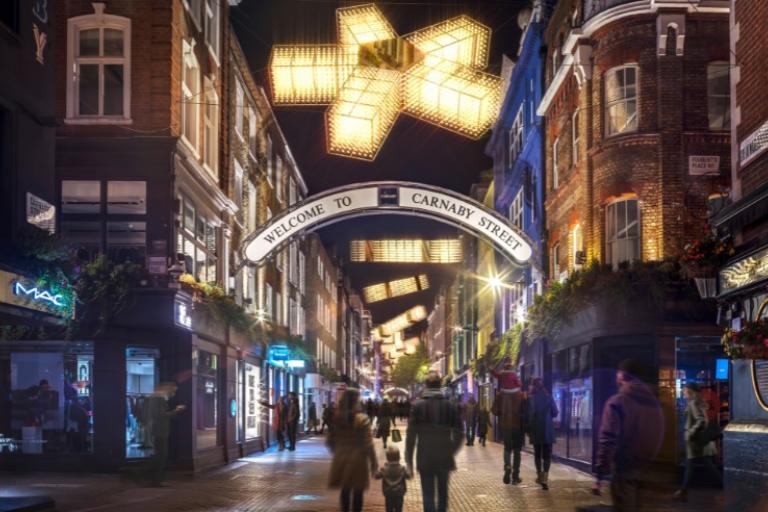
[286,360,306,369]
[719,246,768,295]
[12,282,63,307]
[175,301,193,330]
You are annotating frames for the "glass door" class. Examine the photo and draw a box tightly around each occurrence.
[125,347,159,458]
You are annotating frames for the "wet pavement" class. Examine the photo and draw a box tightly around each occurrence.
[1,428,724,511]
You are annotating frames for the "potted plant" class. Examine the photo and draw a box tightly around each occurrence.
[722,319,768,360]
[679,227,734,298]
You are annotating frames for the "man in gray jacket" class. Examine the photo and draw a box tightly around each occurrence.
[405,372,463,512]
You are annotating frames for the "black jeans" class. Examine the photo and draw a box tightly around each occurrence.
[466,423,475,444]
[287,421,298,450]
[385,493,404,512]
[420,469,450,512]
[277,429,285,449]
[681,456,723,490]
[533,443,552,473]
[340,487,364,512]
[501,428,523,476]
[610,474,641,512]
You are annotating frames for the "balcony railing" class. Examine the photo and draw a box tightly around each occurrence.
[582,0,638,21]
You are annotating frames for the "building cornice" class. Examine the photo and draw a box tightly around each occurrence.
[537,0,729,116]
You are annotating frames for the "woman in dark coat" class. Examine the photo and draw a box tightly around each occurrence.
[377,399,393,448]
[527,378,559,490]
[328,389,378,512]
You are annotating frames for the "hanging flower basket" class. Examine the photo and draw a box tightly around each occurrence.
[722,319,768,360]
[679,227,733,280]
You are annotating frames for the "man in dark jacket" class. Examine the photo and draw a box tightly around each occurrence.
[493,370,526,485]
[405,372,463,512]
[595,359,664,512]
[463,395,478,446]
[286,392,300,451]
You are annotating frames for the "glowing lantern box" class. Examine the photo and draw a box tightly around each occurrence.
[268,3,503,161]
[270,45,357,104]
[404,15,491,69]
[326,67,401,160]
[403,59,501,139]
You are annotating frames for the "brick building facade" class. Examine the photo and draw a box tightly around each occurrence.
[715,1,768,509]
[537,0,730,470]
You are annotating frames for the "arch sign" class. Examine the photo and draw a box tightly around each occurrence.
[242,182,533,266]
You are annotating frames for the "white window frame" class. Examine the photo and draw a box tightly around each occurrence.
[509,188,524,230]
[707,61,730,131]
[202,76,219,177]
[552,137,559,190]
[572,110,580,165]
[508,105,524,166]
[183,0,203,29]
[203,0,220,61]
[181,39,201,153]
[65,7,132,124]
[605,198,641,268]
[605,65,638,136]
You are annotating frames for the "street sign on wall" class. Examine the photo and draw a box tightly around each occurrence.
[242,182,534,267]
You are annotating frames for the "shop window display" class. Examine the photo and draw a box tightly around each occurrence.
[125,347,159,458]
[0,341,94,455]
[196,349,219,450]
[245,362,261,439]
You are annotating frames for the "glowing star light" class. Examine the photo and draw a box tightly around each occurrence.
[269,4,502,160]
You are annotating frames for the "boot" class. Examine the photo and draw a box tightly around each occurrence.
[673,489,688,502]
[503,465,511,484]
[535,472,542,485]
[541,472,549,491]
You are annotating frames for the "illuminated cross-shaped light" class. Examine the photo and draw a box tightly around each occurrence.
[269,4,502,160]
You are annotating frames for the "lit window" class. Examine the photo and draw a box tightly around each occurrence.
[107,221,146,264]
[204,0,220,58]
[62,180,101,214]
[605,198,640,268]
[66,7,131,121]
[181,40,201,151]
[552,137,559,189]
[551,243,560,280]
[572,110,580,164]
[202,78,219,175]
[707,62,730,130]
[572,224,583,269]
[248,106,258,156]
[235,79,245,138]
[508,105,524,166]
[247,181,257,231]
[509,188,524,230]
[605,65,638,136]
[107,181,146,214]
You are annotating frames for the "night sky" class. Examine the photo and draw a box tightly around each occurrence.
[232,0,529,325]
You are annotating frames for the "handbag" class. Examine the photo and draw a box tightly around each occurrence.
[694,419,722,445]
[391,428,402,443]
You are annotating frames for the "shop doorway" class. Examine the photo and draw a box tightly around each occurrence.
[125,347,159,459]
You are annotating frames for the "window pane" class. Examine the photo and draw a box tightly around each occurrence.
[103,65,124,116]
[79,29,99,56]
[184,201,195,232]
[103,29,123,56]
[605,203,615,240]
[195,246,206,282]
[78,64,99,116]
[605,69,623,103]
[205,223,216,253]
[107,181,146,214]
[62,180,101,214]
[183,238,196,275]
[627,200,639,237]
[616,200,627,238]
[107,221,146,264]
[196,215,206,241]
[61,220,101,259]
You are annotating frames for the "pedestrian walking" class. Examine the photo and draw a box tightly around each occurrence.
[366,398,375,420]
[321,402,334,434]
[308,401,319,434]
[595,359,664,512]
[527,378,558,490]
[477,405,490,447]
[405,371,463,512]
[286,392,300,450]
[491,366,526,485]
[143,382,185,487]
[463,395,478,446]
[260,395,287,450]
[674,383,723,502]
[378,399,393,448]
[327,388,378,512]
[375,446,411,512]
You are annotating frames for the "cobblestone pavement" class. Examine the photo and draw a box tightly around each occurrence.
[2,428,724,512]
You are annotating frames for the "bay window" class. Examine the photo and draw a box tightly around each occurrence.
[605,65,638,136]
[178,195,218,283]
[66,7,131,122]
[605,198,640,268]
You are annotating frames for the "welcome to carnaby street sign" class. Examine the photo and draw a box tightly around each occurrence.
[242,182,534,267]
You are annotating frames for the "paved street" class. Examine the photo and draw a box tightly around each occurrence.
[2,428,724,512]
